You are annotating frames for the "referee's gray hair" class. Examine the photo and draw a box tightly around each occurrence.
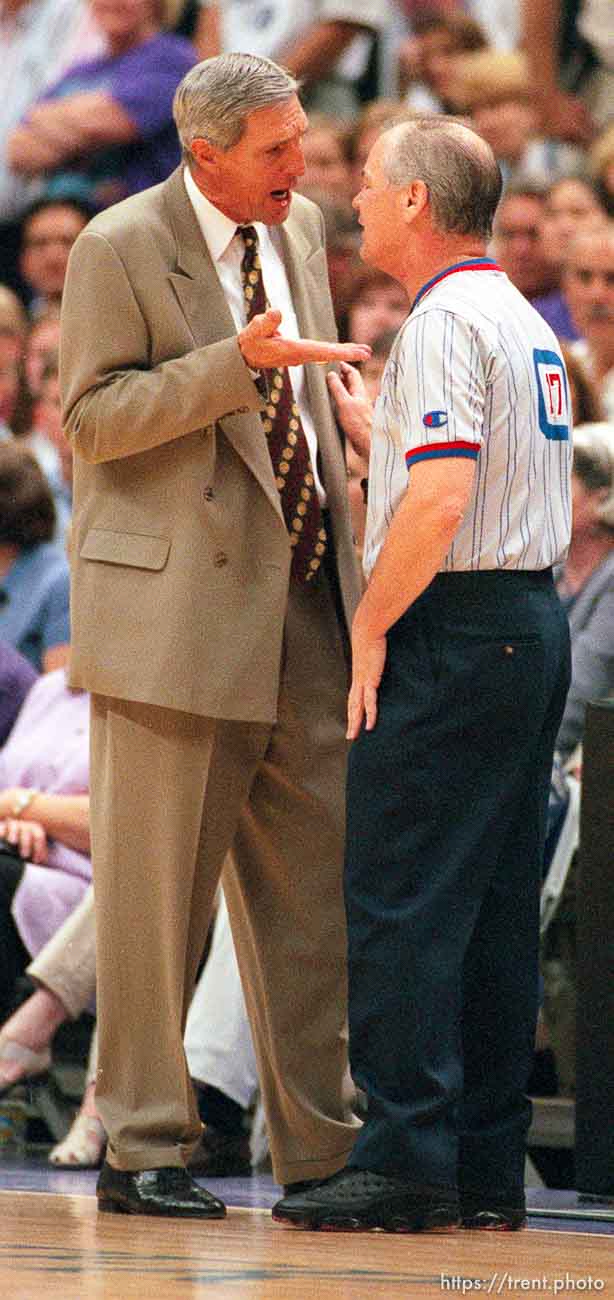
[379,117,503,241]
[173,54,299,161]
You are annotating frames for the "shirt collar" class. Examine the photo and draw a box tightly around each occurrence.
[183,166,240,262]
[412,257,502,312]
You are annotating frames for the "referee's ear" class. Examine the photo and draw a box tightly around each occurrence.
[403,180,429,225]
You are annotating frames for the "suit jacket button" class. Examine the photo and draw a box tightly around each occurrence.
[202,486,214,500]
[213,551,228,567]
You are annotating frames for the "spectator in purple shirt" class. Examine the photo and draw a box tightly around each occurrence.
[0,641,37,746]
[7,0,196,212]
[533,176,608,341]
[0,667,90,1035]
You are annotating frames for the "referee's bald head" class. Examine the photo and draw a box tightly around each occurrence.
[378,117,503,241]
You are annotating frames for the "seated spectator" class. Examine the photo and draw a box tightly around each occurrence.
[564,225,614,421]
[491,184,558,303]
[298,113,353,204]
[8,312,64,490]
[337,269,409,560]
[398,8,488,114]
[561,344,604,426]
[0,667,90,1034]
[535,175,608,340]
[192,0,387,120]
[0,287,33,440]
[449,49,585,187]
[0,284,29,341]
[555,421,614,762]
[589,122,614,218]
[345,326,397,557]
[0,641,37,746]
[338,260,410,346]
[0,0,104,289]
[359,326,397,403]
[23,308,61,401]
[17,195,94,316]
[0,881,259,1174]
[297,184,360,319]
[0,886,96,1099]
[30,356,73,544]
[6,0,196,213]
[540,420,614,1096]
[0,444,70,671]
[522,0,610,142]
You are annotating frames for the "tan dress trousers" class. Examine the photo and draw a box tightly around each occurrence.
[89,569,360,1183]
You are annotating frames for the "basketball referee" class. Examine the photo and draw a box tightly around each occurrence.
[274,117,572,1233]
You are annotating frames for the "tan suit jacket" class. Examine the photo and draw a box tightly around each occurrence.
[61,167,360,722]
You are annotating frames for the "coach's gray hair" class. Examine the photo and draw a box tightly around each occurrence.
[380,117,503,241]
[173,53,299,160]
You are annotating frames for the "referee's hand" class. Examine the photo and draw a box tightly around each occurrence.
[328,362,372,463]
[347,624,387,739]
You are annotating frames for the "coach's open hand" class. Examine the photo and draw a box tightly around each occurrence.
[238,308,372,370]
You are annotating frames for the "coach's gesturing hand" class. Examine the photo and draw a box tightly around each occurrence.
[238,308,372,370]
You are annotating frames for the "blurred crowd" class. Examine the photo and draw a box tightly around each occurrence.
[0,0,612,1180]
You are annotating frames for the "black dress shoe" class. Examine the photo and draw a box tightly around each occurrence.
[187,1126,251,1177]
[282,1179,320,1195]
[272,1167,460,1232]
[461,1205,527,1231]
[96,1160,226,1218]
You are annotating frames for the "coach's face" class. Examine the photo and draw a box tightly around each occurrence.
[353,131,422,279]
[191,95,308,226]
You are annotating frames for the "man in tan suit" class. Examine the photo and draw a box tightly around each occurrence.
[60,52,370,1218]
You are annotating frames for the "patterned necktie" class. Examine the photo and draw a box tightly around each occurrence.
[238,225,327,584]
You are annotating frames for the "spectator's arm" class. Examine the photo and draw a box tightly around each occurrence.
[7,93,139,175]
[277,21,367,87]
[192,3,222,59]
[521,0,594,142]
[0,792,90,855]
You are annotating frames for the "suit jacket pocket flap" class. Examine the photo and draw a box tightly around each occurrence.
[80,529,171,570]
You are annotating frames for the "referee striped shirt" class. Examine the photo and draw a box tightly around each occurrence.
[363,260,573,577]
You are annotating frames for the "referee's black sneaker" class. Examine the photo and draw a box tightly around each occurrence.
[272,1167,460,1232]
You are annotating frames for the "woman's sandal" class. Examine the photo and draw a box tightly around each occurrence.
[49,1110,107,1170]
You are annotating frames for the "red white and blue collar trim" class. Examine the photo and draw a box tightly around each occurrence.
[411,258,502,311]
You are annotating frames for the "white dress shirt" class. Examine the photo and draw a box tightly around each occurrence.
[183,167,326,504]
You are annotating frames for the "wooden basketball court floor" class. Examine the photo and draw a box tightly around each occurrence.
[1,1156,613,1299]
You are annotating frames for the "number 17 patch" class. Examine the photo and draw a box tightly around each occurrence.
[533,349,570,440]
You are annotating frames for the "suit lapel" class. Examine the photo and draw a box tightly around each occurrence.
[162,170,283,522]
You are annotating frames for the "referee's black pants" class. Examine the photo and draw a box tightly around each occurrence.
[345,569,571,1202]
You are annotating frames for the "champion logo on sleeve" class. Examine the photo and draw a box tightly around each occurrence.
[423,410,448,428]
